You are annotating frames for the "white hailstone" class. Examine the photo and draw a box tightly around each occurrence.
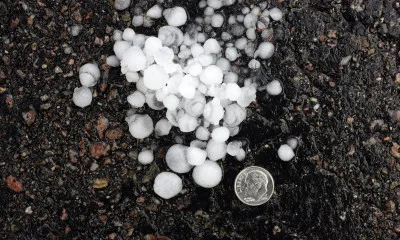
[203,38,221,54]
[163,95,180,110]
[227,140,242,156]
[207,0,223,9]
[121,46,147,73]
[203,98,224,125]
[184,62,203,77]
[266,80,282,95]
[199,0,207,8]
[113,40,132,60]
[126,71,139,83]
[225,83,241,101]
[236,14,244,22]
[143,64,169,90]
[248,59,261,69]
[269,7,283,21]
[143,15,154,27]
[211,127,230,142]
[235,38,247,50]
[144,36,163,56]
[136,77,149,94]
[79,63,101,87]
[125,114,154,139]
[246,28,257,40]
[255,42,275,59]
[186,147,207,166]
[236,148,246,161]
[242,7,250,14]
[132,15,144,27]
[70,25,82,37]
[228,125,240,136]
[228,15,236,24]
[221,32,232,41]
[155,118,172,136]
[113,30,123,41]
[223,0,235,6]
[179,80,196,99]
[181,92,206,117]
[195,126,210,140]
[237,85,257,107]
[211,14,224,27]
[244,13,258,28]
[251,6,261,15]
[204,7,214,16]
[146,4,163,19]
[127,91,145,108]
[224,72,238,83]
[216,58,231,73]
[197,33,207,42]
[132,34,146,47]
[178,48,192,59]
[154,47,174,66]
[200,65,223,85]
[146,93,165,110]
[287,137,298,149]
[223,103,246,127]
[259,2,268,10]
[122,28,135,41]
[106,55,120,67]
[197,54,214,67]
[153,172,182,199]
[190,140,207,149]
[166,144,193,173]
[197,83,208,94]
[278,144,295,161]
[190,43,205,57]
[163,6,187,27]
[206,139,227,161]
[114,0,131,10]
[138,149,154,165]
[192,160,222,188]
[73,86,92,108]
[178,114,199,132]
[225,47,238,61]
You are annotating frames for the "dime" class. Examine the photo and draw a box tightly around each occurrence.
[234,166,274,206]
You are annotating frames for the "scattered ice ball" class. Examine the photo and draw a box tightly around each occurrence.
[143,64,169,90]
[155,118,172,136]
[255,42,275,59]
[114,0,131,10]
[225,47,238,61]
[211,127,230,142]
[153,172,182,199]
[178,114,199,132]
[235,148,246,161]
[125,71,139,83]
[192,160,222,188]
[206,139,227,161]
[132,15,144,27]
[227,140,242,156]
[73,86,92,108]
[126,114,154,139]
[211,14,224,28]
[203,38,221,54]
[287,137,298,149]
[266,80,283,96]
[277,144,295,161]
[163,95,180,110]
[166,144,193,173]
[113,41,132,60]
[207,0,223,9]
[79,63,100,87]
[127,91,145,108]
[269,7,283,21]
[195,126,210,140]
[122,28,135,41]
[158,26,184,47]
[106,55,120,67]
[147,4,163,19]
[200,65,223,85]
[163,6,187,27]
[187,147,207,166]
[121,46,147,73]
[203,98,225,125]
[138,149,154,165]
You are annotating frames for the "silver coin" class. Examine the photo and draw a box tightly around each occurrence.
[234,166,274,206]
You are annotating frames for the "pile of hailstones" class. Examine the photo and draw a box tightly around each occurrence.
[73,1,296,200]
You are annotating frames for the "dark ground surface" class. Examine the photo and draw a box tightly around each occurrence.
[0,0,399,239]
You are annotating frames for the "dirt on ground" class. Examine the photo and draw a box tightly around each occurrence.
[0,0,399,239]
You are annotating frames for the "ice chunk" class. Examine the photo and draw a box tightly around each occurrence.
[138,149,154,165]
[122,28,135,41]
[106,55,120,67]
[163,7,187,27]
[203,38,221,54]
[155,118,172,136]
[132,15,144,27]
[131,34,146,47]
[203,98,224,125]
[255,42,275,59]
[114,0,131,10]
[225,47,238,61]
[223,103,246,127]
[145,93,165,110]
[184,62,203,77]
[146,4,162,19]
[127,91,145,108]
[181,92,206,117]
[144,37,163,56]
[236,148,246,161]
[163,95,180,110]
[126,114,154,139]
[200,65,223,85]
[224,83,241,101]
[287,137,298,149]
[178,114,199,132]
[154,47,174,66]
[246,28,256,40]
[113,41,132,60]
[153,172,182,199]
[266,80,282,95]
[113,30,123,41]
[237,85,257,107]
[143,64,169,90]
[126,71,139,83]
[167,73,183,94]
[244,13,258,28]
[166,109,179,126]
[158,26,184,47]
[278,144,295,161]
[248,59,261,69]
[121,46,147,73]
[227,140,242,156]
[190,43,205,57]
[79,63,101,87]
[224,72,238,83]
[195,126,210,140]
[197,54,214,67]
[211,127,230,142]
[211,14,224,27]
[216,58,231,73]
[269,7,283,21]
[207,0,223,9]
[136,77,149,94]
[186,147,207,166]
[206,139,227,161]
[73,86,92,108]
[192,160,222,188]
[190,140,207,149]
[165,144,193,173]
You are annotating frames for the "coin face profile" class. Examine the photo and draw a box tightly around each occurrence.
[234,166,274,206]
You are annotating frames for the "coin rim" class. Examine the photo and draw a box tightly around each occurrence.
[234,166,275,206]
